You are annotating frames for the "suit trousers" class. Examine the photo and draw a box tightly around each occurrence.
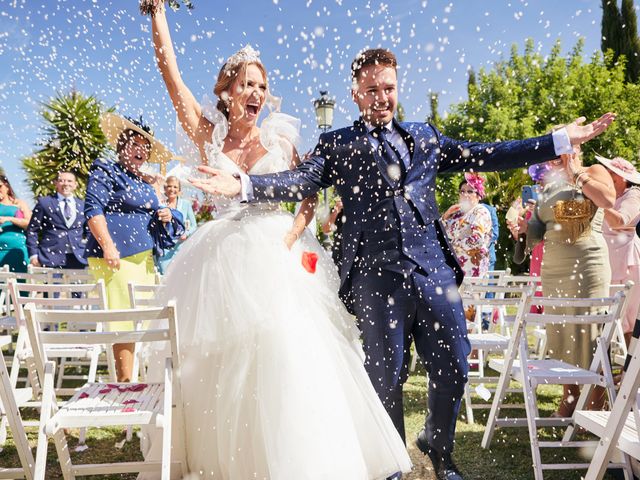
[351,262,470,453]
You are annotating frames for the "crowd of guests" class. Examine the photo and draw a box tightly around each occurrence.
[435,141,640,418]
[2,115,640,406]
[1,114,198,380]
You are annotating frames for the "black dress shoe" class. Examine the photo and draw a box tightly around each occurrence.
[415,430,464,480]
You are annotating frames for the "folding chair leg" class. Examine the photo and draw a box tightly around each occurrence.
[481,312,528,449]
[463,383,474,424]
[583,345,640,479]
[0,351,35,480]
[409,349,418,373]
[52,428,75,480]
[56,358,66,390]
[106,345,117,383]
[161,357,173,480]
[9,327,28,388]
[0,415,8,446]
[35,362,57,480]
[522,376,544,480]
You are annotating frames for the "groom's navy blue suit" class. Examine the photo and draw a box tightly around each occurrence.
[249,119,557,453]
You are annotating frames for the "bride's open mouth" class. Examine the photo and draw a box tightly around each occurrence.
[246,102,260,117]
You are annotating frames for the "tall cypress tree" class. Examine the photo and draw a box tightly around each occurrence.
[467,68,477,99]
[601,0,623,62]
[427,92,441,128]
[621,0,640,82]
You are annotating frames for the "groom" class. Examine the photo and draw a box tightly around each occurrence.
[191,49,615,480]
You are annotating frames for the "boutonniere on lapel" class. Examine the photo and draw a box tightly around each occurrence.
[301,251,318,274]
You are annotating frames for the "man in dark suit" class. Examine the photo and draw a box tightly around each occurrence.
[190,49,615,480]
[27,171,87,269]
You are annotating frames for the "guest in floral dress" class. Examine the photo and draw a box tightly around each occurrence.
[442,173,493,278]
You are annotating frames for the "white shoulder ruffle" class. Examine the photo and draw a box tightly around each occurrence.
[255,112,301,173]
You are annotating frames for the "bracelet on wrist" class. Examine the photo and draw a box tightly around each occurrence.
[575,172,591,188]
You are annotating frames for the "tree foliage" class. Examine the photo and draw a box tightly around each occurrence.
[621,0,640,82]
[601,0,640,83]
[22,91,112,197]
[427,92,441,128]
[602,0,623,60]
[439,38,640,268]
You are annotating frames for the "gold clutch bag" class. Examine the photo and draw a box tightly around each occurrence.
[552,198,597,243]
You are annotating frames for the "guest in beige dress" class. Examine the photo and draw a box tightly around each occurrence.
[519,142,615,417]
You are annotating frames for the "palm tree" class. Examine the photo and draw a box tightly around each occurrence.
[22,91,112,197]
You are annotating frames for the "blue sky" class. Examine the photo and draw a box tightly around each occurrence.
[0,0,614,201]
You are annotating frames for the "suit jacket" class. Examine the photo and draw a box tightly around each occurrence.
[26,195,88,267]
[250,120,557,310]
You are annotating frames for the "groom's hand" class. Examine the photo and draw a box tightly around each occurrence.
[188,165,242,197]
[565,112,616,146]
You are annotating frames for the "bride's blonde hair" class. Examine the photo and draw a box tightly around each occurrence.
[214,61,268,119]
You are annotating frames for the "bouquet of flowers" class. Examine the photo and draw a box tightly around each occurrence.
[192,198,214,225]
[139,0,193,16]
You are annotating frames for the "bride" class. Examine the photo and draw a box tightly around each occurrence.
[142,3,412,479]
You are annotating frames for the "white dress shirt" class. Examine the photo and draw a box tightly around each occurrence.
[365,120,411,170]
[57,193,77,228]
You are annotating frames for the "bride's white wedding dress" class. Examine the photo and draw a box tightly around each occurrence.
[141,110,412,479]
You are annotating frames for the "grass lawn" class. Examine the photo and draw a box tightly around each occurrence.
[0,365,625,479]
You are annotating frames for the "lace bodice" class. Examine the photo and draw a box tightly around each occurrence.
[174,105,301,220]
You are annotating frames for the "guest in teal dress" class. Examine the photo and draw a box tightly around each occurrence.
[0,175,32,273]
[155,175,197,274]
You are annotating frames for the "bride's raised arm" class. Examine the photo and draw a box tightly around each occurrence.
[150,5,213,152]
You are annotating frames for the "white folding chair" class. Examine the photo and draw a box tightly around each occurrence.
[609,284,631,367]
[577,316,640,479]
[459,283,533,424]
[0,270,54,393]
[8,279,109,397]
[481,288,629,479]
[59,269,94,285]
[128,281,163,381]
[26,302,185,480]
[501,274,547,357]
[0,351,35,479]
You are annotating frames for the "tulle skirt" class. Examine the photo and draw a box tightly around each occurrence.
[141,209,411,479]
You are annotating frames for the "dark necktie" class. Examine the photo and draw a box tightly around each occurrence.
[373,126,406,183]
[63,198,72,221]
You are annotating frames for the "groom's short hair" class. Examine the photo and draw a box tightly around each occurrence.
[351,49,397,81]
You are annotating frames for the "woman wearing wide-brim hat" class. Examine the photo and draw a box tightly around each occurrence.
[599,155,640,341]
[85,113,178,382]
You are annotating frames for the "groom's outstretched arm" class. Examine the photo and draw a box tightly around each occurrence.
[436,113,615,173]
[190,136,332,201]
[249,149,331,203]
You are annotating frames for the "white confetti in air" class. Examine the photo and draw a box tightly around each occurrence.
[387,163,401,181]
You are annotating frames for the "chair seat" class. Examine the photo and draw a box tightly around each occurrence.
[20,344,101,360]
[0,387,33,412]
[467,333,510,351]
[47,382,164,433]
[0,335,11,348]
[488,358,603,386]
[575,410,640,459]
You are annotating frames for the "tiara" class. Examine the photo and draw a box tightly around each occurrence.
[224,45,261,70]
